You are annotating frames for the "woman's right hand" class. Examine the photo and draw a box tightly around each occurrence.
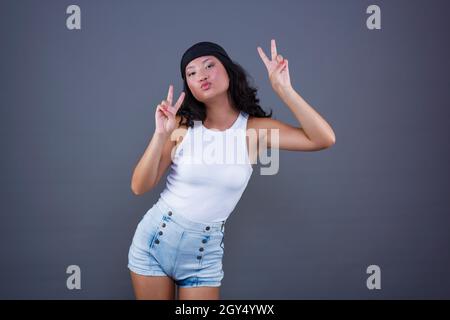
[155,84,185,136]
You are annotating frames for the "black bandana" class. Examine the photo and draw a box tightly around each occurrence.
[180,41,232,80]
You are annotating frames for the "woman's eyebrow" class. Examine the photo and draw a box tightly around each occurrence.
[186,58,212,70]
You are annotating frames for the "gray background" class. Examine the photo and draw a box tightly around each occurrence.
[1,0,449,299]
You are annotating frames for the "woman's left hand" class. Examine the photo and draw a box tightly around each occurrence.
[257,39,292,93]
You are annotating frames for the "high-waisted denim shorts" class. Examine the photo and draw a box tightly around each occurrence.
[128,197,226,288]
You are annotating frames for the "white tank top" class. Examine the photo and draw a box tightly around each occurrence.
[159,111,253,223]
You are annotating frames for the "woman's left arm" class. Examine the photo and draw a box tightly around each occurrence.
[256,39,336,151]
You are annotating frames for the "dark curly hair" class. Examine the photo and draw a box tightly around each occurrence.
[177,58,272,128]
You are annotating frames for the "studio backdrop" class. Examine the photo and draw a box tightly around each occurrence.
[1,0,449,299]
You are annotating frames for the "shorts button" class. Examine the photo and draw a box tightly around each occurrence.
[205,226,210,231]
[197,255,202,260]
[168,211,172,216]
[155,239,160,244]
[202,239,207,244]
[162,223,166,227]
[199,247,204,252]
[159,231,163,235]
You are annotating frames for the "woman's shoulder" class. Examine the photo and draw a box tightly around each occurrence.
[172,115,190,147]
[175,115,189,129]
[246,115,274,130]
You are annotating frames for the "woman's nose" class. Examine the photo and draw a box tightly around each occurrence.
[197,71,208,81]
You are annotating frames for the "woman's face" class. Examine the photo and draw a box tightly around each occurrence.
[185,55,229,102]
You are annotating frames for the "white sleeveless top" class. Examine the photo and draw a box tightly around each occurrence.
[159,111,253,223]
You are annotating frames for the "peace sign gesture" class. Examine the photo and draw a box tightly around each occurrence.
[155,84,185,135]
[257,39,292,93]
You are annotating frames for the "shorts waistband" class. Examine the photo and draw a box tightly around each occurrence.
[155,197,226,233]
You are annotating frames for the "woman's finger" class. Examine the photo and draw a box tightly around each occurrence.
[271,39,277,61]
[161,100,171,110]
[165,105,174,116]
[160,102,170,113]
[257,46,270,70]
[157,105,170,117]
[166,84,173,106]
[157,104,165,114]
[157,104,167,113]
[278,57,287,70]
[275,59,286,71]
[173,91,185,111]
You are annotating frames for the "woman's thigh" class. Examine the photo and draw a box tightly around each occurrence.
[178,286,220,300]
[130,271,175,300]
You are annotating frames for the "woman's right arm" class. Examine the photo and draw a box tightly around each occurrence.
[130,85,185,195]
[130,131,173,195]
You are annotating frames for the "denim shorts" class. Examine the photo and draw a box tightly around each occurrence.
[128,197,226,288]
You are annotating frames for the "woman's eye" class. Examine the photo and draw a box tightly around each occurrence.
[187,64,213,77]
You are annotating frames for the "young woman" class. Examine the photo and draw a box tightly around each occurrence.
[128,39,336,300]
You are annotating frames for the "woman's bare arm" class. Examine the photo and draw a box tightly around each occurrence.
[131,131,173,195]
[130,85,185,195]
